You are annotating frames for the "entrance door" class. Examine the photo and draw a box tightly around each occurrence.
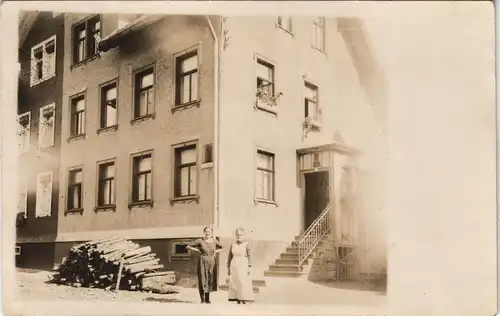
[304,171,330,230]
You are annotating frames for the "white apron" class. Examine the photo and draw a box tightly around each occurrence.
[228,242,254,302]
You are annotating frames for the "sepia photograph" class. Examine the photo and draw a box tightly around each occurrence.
[0,1,496,316]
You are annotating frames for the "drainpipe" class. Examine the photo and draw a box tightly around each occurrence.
[206,16,220,231]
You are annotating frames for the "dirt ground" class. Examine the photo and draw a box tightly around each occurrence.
[10,268,388,315]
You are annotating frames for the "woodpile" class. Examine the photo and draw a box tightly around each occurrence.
[50,237,175,292]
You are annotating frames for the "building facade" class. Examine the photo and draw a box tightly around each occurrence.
[16,11,65,269]
[17,13,387,284]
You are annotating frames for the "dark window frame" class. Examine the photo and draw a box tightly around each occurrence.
[304,81,318,119]
[97,160,116,208]
[133,66,155,120]
[173,143,198,198]
[72,15,101,65]
[175,50,199,107]
[67,167,83,211]
[277,16,292,33]
[69,92,86,138]
[256,58,275,99]
[131,151,153,204]
[99,79,118,130]
[256,149,276,202]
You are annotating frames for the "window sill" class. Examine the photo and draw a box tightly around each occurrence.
[255,100,278,115]
[71,54,100,69]
[200,162,214,170]
[172,100,201,113]
[275,23,293,36]
[97,125,118,135]
[131,114,155,125]
[30,73,56,87]
[170,195,200,206]
[64,208,83,215]
[94,205,116,213]
[35,213,52,218]
[255,199,278,206]
[68,134,86,143]
[128,200,154,209]
[311,45,327,56]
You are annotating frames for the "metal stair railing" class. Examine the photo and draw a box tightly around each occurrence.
[297,204,332,266]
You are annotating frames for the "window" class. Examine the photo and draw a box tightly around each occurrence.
[36,171,53,217]
[304,82,319,118]
[203,144,213,164]
[255,150,275,202]
[17,112,31,154]
[131,153,152,203]
[312,17,325,51]
[72,15,101,64]
[100,81,118,129]
[39,103,55,148]
[134,67,155,118]
[70,94,85,137]
[256,59,275,101]
[98,161,115,207]
[171,240,191,261]
[30,35,56,86]
[67,168,83,211]
[174,144,197,198]
[175,51,199,106]
[277,16,292,33]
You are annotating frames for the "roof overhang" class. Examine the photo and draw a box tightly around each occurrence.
[297,142,361,156]
[98,15,164,52]
[18,11,39,48]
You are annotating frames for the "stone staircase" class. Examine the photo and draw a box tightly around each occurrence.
[263,235,325,278]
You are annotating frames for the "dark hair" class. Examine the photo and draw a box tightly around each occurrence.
[203,225,213,233]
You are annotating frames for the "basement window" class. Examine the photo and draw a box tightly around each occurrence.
[171,240,191,261]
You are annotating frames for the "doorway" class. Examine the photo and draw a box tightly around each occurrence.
[303,171,330,231]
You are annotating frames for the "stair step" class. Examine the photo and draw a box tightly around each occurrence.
[275,258,309,266]
[280,253,313,260]
[269,264,303,272]
[264,270,306,278]
[219,284,260,293]
[291,240,324,247]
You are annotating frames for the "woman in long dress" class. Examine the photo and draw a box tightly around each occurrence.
[227,228,254,304]
[187,225,224,304]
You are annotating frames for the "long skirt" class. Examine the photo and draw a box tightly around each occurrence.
[228,257,254,302]
[197,255,217,296]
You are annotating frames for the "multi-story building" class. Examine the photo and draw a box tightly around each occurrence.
[16,11,65,269]
[17,13,387,284]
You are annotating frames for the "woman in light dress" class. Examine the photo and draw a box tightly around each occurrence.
[227,228,255,304]
[187,225,224,304]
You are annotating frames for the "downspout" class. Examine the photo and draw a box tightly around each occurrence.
[206,16,220,231]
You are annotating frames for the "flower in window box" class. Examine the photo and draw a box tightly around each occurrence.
[303,108,323,130]
[256,86,283,108]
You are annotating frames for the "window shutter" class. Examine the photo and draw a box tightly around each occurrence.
[36,172,53,217]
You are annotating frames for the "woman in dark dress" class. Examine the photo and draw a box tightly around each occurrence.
[187,225,224,304]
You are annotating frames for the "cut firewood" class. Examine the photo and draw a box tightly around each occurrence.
[49,238,172,292]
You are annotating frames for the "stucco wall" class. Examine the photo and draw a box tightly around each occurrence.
[57,14,216,237]
[218,16,386,244]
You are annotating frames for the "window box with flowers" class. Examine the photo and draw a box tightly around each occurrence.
[255,58,282,114]
[303,108,323,131]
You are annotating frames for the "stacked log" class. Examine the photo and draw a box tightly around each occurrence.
[50,237,174,292]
